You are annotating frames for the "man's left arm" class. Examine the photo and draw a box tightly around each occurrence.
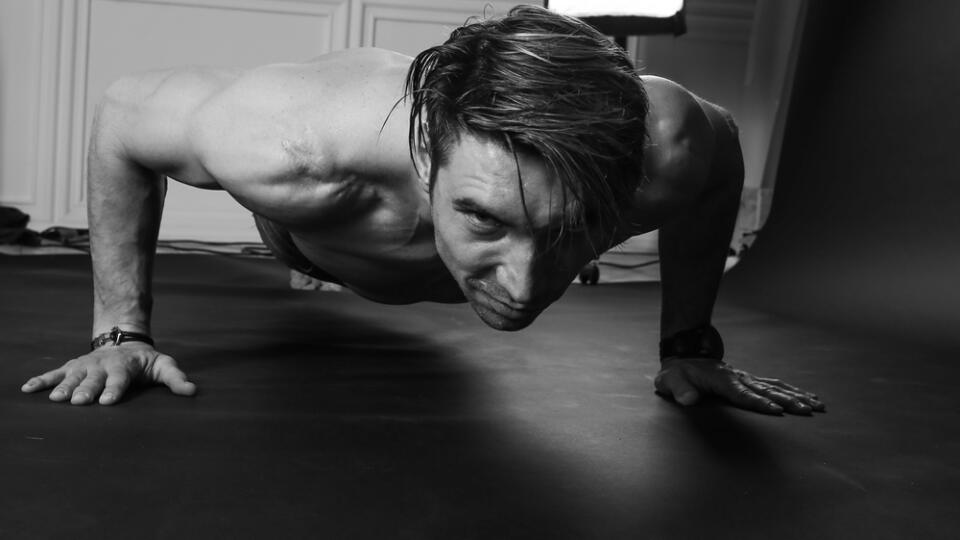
[653,110,824,415]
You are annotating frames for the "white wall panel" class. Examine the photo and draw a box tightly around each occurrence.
[740,0,805,230]
[350,0,522,55]
[0,0,42,205]
[1,0,347,239]
[0,0,56,222]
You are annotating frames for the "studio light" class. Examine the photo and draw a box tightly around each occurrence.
[546,0,686,37]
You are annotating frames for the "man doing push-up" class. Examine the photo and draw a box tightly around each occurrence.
[21,5,823,415]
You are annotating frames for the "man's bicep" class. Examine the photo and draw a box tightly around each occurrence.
[630,147,711,230]
[634,125,715,227]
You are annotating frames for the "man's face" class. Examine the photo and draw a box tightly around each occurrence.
[430,133,600,331]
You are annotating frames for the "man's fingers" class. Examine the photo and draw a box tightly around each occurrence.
[757,387,812,415]
[21,368,67,393]
[726,380,783,415]
[739,377,808,414]
[70,369,107,405]
[655,368,700,406]
[660,360,824,416]
[99,366,133,405]
[25,348,192,406]
[752,375,820,401]
[750,376,801,392]
[49,369,87,402]
[155,357,197,397]
[167,377,197,396]
[768,385,825,412]
[741,376,825,413]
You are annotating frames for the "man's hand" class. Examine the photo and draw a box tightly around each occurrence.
[21,344,195,405]
[654,357,825,415]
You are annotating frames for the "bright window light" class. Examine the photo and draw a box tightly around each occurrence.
[549,0,684,19]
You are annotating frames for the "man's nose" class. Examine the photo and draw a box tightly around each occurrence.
[496,240,544,305]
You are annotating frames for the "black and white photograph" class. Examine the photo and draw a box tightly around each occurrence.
[1,0,957,538]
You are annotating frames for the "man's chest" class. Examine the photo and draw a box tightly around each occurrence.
[288,216,465,305]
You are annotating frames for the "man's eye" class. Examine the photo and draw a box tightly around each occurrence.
[466,210,501,231]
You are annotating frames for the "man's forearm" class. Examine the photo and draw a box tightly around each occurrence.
[658,160,743,342]
[87,104,166,338]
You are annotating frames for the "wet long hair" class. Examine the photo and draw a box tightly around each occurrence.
[405,4,648,243]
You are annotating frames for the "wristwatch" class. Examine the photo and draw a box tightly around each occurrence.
[90,326,155,351]
[659,324,725,361]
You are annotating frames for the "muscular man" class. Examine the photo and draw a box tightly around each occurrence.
[21,5,823,415]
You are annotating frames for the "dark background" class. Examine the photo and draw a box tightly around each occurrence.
[726,0,960,351]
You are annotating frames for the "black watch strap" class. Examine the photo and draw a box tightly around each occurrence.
[90,326,155,351]
[660,325,724,361]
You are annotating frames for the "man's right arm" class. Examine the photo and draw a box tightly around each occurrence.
[21,69,231,405]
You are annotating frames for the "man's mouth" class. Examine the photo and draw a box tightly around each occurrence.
[480,293,538,319]
[466,280,544,329]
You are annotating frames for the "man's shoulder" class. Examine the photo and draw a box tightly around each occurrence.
[627,77,717,227]
[304,47,413,71]
[187,49,418,226]
[227,48,412,95]
[190,47,414,171]
[640,76,714,146]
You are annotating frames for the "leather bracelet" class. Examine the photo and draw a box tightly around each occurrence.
[90,326,155,351]
[660,324,724,361]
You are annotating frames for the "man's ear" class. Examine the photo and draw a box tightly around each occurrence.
[412,132,432,192]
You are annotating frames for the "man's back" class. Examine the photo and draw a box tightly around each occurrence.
[107,49,415,220]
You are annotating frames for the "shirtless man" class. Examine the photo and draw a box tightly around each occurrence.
[20,5,823,415]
